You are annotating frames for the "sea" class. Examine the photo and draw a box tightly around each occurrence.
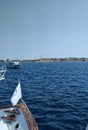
[0,62,88,130]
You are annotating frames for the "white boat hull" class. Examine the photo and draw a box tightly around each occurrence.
[0,77,5,81]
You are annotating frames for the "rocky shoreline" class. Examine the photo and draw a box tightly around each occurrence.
[1,57,88,62]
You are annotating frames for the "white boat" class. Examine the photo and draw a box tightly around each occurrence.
[0,66,6,80]
[0,81,39,130]
[6,61,20,69]
[86,124,88,130]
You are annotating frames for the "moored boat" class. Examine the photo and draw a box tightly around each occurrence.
[6,61,20,69]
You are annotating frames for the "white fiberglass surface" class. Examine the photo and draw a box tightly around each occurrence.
[0,120,8,130]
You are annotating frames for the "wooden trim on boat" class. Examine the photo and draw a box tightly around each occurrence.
[1,115,16,121]
[4,109,20,115]
[17,103,38,130]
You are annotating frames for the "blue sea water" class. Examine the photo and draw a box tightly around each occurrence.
[0,62,88,130]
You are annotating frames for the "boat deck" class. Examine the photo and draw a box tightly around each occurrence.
[0,103,38,130]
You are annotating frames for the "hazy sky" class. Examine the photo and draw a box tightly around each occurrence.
[0,0,88,59]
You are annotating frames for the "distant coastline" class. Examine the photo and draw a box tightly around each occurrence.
[1,57,88,62]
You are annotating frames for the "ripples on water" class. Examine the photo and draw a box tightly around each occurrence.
[0,62,88,130]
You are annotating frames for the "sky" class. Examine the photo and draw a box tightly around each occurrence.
[0,0,88,60]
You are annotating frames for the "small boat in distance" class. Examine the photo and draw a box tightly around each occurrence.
[0,66,6,80]
[0,81,39,130]
[6,61,20,69]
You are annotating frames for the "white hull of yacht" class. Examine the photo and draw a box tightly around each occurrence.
[0,77,5,81]
[0,66,6,80]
